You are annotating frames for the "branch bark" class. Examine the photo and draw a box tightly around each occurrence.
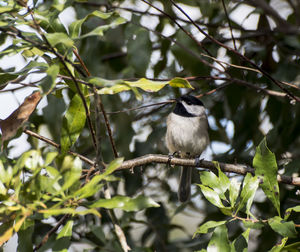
[117,154,300,187]
[24,128,300,187]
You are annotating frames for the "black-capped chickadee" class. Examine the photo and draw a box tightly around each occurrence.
[165,95,209,202]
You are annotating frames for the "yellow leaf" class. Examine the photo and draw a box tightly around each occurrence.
[0,227,13,246]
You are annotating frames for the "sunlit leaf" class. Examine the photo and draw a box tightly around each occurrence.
[45,32,74,48]
[69,10,115,38]
[60,156,82,192]
[198,184,225,208]
[207,225,231,252]
[235,173,259,215]
[60,94,86,153]
[0,226,13,246]
[229,178,241,207]
[200,162,230,201]
[14,150,42,172]
[97,77,193,95]
[253,138,280,216]
[40,64,60,94]
[74,158,123,199]
[193,220,227,237]
[57,220,73,239]
[169,77,194,89]
[268,216,297,238]
[39,207,100,217]
[269,237,288,252]
[78,17,126,39]
[44,152,58,167]
[284,205,300,220]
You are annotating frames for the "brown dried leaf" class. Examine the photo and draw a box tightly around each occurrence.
[0,91,42,142]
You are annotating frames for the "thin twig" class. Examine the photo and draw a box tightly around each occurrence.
[33,214,70,251]
[168,0,300,103]
[140,0,227,72]
[221,0,237,51]
[72,31,129,252]
[24,129,95,166]
[27,8,98,149]
[73,49,119,159]
[132,21,223,74]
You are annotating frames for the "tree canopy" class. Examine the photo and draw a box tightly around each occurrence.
[0,0,300,251]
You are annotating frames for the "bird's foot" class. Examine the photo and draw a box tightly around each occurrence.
[167,151,179,167]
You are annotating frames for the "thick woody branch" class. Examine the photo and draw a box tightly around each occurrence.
[117,154,300,187]
[24,130,300,187]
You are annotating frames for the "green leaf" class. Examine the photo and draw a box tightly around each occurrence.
[253,138,280,216]
[60,156,82,192]
[78,17,126,39]
[45,32,74,48]
[97,77,193,95]
[269,237,288,252]
[57,220,73,239]
[91,226,106,243]
[242,220,264,229]
[0,161,12,185]
[235,173,259,215]
[229,178,241,207]
[17,220,34,252]
[169,77,194,89]
[207,225,231,252]
[0,72,18,88]
[44,152,58,167]
[231,228,250,252]
[284,205,300,220]
[60,94,86,153]
[198,184,225,208]
[193,220,227,237]
[40,64,60,94]
[73,158,123,199]
[89,195,160,212]
[200,162,230,201]
[268,216,297,238]
[200,171,226,200]
[14,150,41,172]
[98,157,124,178]
[39,207,100,218]
[69,10,116,38]
[281,241,300,251]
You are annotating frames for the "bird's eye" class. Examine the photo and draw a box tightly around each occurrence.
[186,101,192,105]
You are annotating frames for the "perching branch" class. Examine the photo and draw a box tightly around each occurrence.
[23,129,300,187]
[117,154,300,187]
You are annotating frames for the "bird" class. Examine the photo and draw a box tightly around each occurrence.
[165,94,209,202]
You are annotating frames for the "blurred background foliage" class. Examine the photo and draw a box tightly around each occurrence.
[1,0,300,251]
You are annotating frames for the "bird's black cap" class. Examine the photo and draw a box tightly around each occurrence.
[173,95,204,117]
[180,95,204,106]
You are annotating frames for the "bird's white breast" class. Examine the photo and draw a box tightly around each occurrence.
[166,112,209,157]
